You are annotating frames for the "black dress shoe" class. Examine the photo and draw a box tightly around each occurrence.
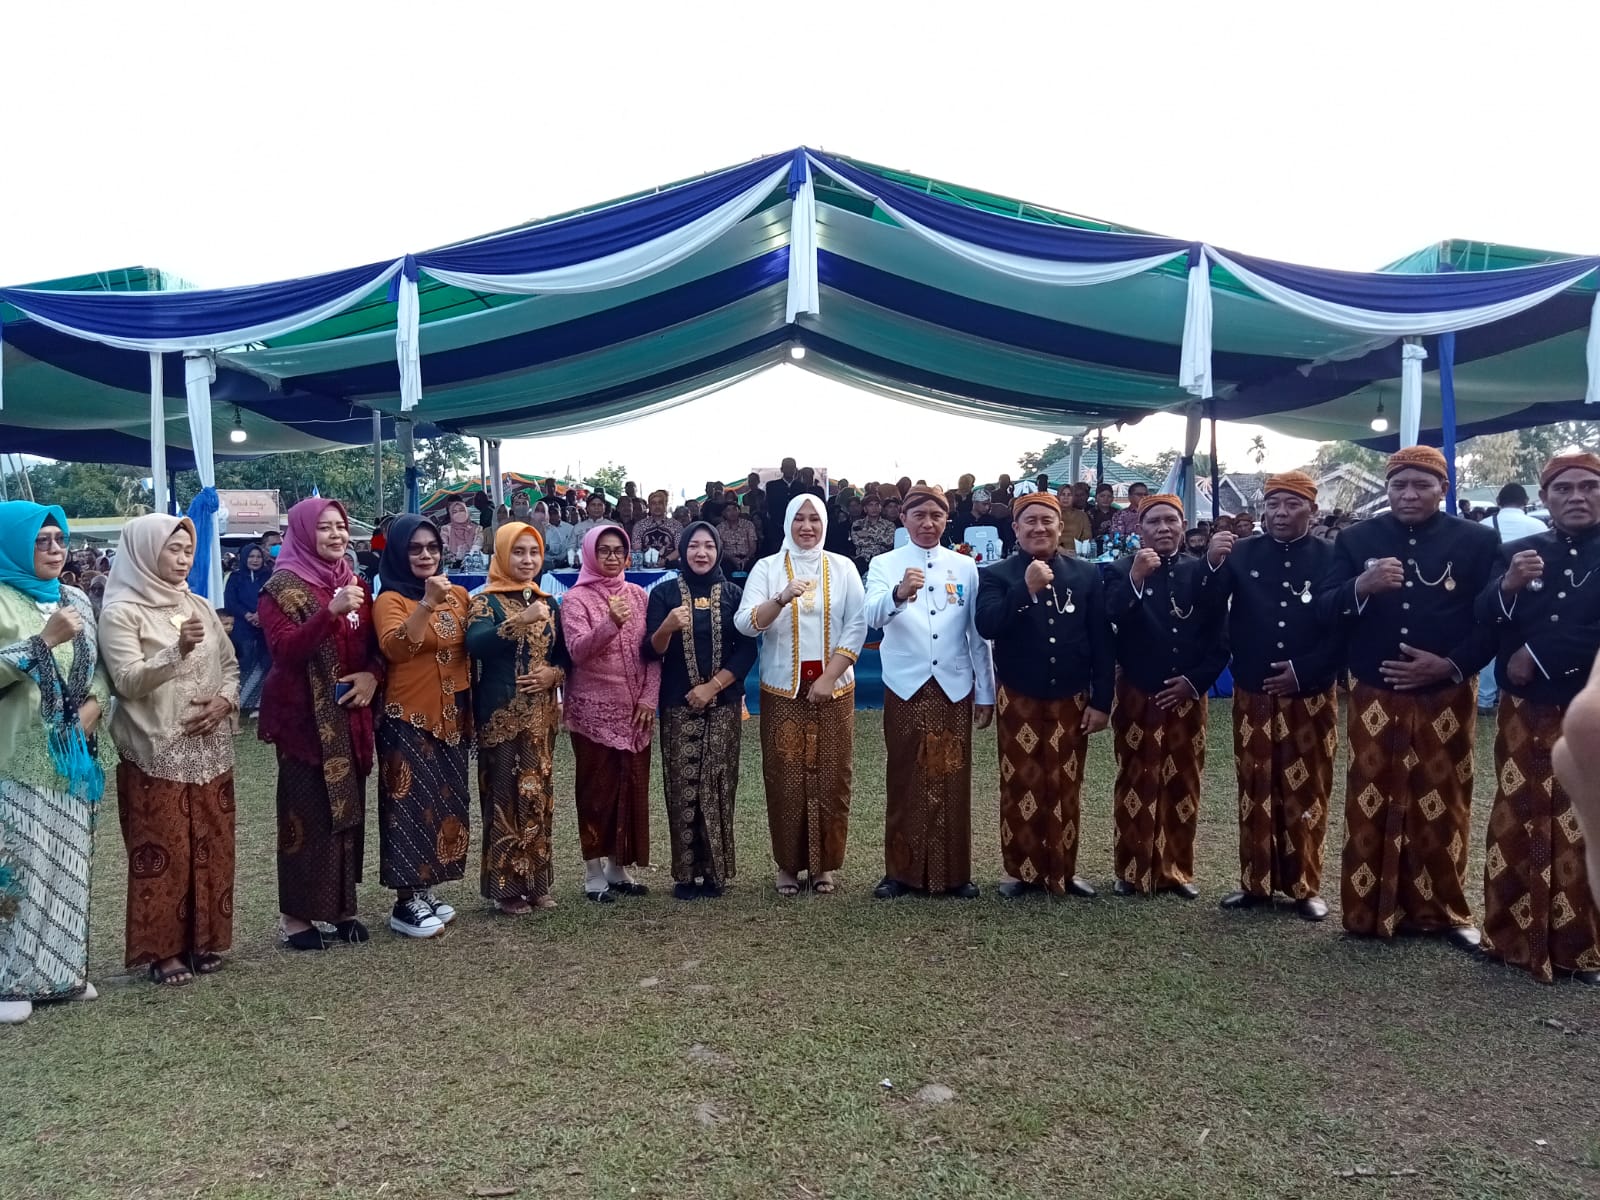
[1570,969,1600,986]
[585,889,616,904]
[874,876,911,900]
[608,879,650,897]
[1219,890,1270,910]
[1444,925,1482,952]
[1067,876,1097,898]
[945,882,980,899]
[699,880,725,900]
[1295,896,1330,922]
[997,880,1035,900]
[1111,880,1138,897]
[328,919,370,944]
[1166,882,1200,900]
[279,927,326,951]
[672,882,700,902]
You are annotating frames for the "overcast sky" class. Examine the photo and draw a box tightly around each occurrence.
[4,2,1591,489]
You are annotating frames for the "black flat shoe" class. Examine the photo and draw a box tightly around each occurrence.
[608,880,649,897]
[1219,890,1270,910]
[699,880,725,900]
[1444,925,1482,952]
[874,877,911,900]
[1570,969,1600,986]
[280,927,326,951]
[997,880,1035,900]
[1066,876,1097,898]
[1166,883,1200,900]
[1295,896,1330,922]
[1111,880,1138,897]
[672,882,700,901]
[328,919,369,944]
[945,882,981,899]
[586,889,616,904]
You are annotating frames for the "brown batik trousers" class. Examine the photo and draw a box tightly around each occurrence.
[1342,681,1477,937]
[995,686,1090,893]
[1231,686,1338,900]
[760,690,854,877]
[1112,679,1206,893]
[883,680,974,892]
[1483,695,1600,982]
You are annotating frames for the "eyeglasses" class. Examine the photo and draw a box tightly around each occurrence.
[408,543,441,556]
[595,545,628,558]
[34,535,67,550]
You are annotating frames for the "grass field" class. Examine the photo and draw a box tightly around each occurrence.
[4,700,1599,1200]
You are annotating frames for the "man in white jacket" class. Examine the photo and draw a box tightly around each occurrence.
[864,486,995,899]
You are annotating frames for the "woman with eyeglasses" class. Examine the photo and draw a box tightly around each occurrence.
[372,515,472,939]
[0,504,111,1024]
[258,499,382,951]
[562,524,660,901]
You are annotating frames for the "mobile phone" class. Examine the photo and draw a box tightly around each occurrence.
[335,681,355,704]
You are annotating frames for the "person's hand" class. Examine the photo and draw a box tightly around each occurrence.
[245,612,260,627]
[1379,644,1454,691]
[512,598,551,627]
[607,595,632,628]
[1502,550,1545,594]
[423,574,453,609]
[177,615,206,656]
[686,682,719,710]
[1154,677,1196,710]
[330,584,365,616]
[1553,651,1600,906]
[40,606,82,648]
[632,703,656,732]
[1130,548,1162,587]
[1355,557,1405,599]
[778,578,809,605]
[1262,661,1298,697]
[807,676,834,705]
[973,704,994,730]
[1207,531,1237,568]
[1081,705,1110,734]
[181,695,232,736]
[78,697,101,737]
[667,604,694,634]
[1506,645,1537,687]
[896,568,926,602]
[336,671,378,708]
[1025,559,1054,595]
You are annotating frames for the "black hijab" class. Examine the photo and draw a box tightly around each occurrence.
[676,520,724,598]
[378,513,438,602]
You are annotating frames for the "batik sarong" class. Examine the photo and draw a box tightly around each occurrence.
[1232,686,1337,900]
[478,694,558,902]
[0,778,94,1001]
[1342,681,1477,937]
[377,700,471,890]
[760,690,853,877]
[995,686,1088,893]
[1112,678,1206,893]
[661,704,741,885]
[571,732,651,867]
[275,752,364,922]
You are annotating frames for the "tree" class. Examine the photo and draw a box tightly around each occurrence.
[1125,448,1222,482]
[1249,434,1267,468]
[1310,441,1387,476]
[22,462,153,518]
[584,462,628,499]
[1018,436,1125,478]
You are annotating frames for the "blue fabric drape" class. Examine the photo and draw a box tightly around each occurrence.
[1096,430,1105,484]
[185,485,219,596]
[1440,331,1459,512]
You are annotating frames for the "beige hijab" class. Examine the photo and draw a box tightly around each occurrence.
[101,515,211,618]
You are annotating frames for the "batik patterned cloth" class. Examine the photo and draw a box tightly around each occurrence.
[759,691,854,877]
[115,760,235,968]
[1231,686,1338,899]
[571,732,652,867]
[1112,678,1206,893]
[1341,681,1477,936]
[1483,695,1600,982]
[477,694,559,902]
[376,696,472,891]
[661,704,741,885]
[995,686,1089,893]
[275,751,364,923]
[883,680,974,892]
[0,778,94,1001]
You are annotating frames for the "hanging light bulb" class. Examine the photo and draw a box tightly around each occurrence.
[1370,398,1388,434]
[229,405,248,444]
[789,344,806,361]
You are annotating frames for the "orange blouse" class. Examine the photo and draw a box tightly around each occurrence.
[374,586,471,745]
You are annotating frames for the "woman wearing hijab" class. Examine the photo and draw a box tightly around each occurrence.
[644,522,757,900]
[441,497,482,565]
[258,498,382,950]
[99,515,239,986]
[0,503,110,1024]
[563,524,661,901]
[224,543,272,717]
[467,522,567,914]
[373,515,472,939]
[735,494,867,896]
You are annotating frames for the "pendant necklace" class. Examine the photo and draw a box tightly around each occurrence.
[1043,586,1075,615]
[1283,578,1312,605]
[1408,558,1456,591]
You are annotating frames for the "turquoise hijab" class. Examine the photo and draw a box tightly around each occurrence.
[0,501,69,603]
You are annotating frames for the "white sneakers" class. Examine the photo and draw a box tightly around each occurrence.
[389,895,444,938]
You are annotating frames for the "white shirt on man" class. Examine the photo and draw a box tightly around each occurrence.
[864,542,995,706]
[1491,506,1545,543]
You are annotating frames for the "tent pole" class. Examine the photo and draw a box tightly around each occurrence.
[372,410,384,522]
[1067,435,1083,491]
[397,418,418,514]
[149,352,168,516]
[1095,431,1105,486]
[1209,403,1220,523]
[478,438,488,498]
[1440,333,1459,514]
[1180,402,1203,521]
[488,440,503,511]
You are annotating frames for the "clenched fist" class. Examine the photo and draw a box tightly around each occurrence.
[423,574,453,609]
[1024,559,1054,595]
[606,595,632,628]
[896,568,925,602]
[1207,531,1237,568]
[1356,556,1405,599]
[330,584,365,616]
[40,606,82,648]
[1130,548,1162,586]
[1501,549,1545,594]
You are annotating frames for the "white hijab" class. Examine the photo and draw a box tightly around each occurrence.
[781,493,827,573]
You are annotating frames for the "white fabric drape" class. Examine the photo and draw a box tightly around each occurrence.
[1180,256,1214,398]
[1587,292,1600,405]
[396,271,422,412]
[183,352,223,603]
[786,157,819,323]
[149,352,167,514]
[1400,338,1427,448]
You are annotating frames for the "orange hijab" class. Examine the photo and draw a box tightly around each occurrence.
[483,521,550,598]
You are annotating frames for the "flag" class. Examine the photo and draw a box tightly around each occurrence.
[311,483,320,498]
